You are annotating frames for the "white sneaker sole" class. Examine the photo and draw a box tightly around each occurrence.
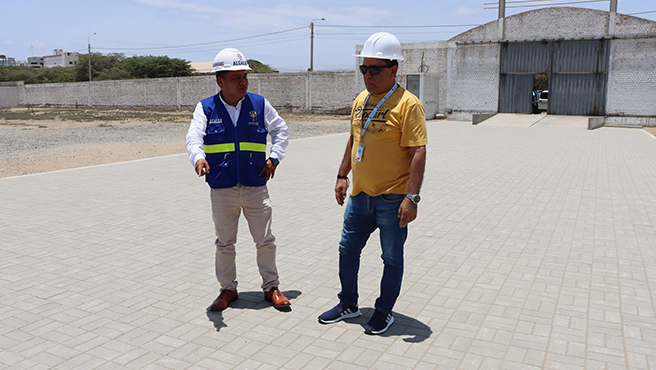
[364,316,394,335]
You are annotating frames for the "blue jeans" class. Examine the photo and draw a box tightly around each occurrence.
[338,192,407,314]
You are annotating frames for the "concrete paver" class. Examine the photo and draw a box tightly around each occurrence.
[1,120,656,369]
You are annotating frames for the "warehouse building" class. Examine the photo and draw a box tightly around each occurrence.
[393,6,656,121]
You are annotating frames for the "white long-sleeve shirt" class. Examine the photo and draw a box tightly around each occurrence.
[186,93,290,166]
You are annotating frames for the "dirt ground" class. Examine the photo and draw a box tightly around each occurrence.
[0,107,350,178]
[2,108,654,178]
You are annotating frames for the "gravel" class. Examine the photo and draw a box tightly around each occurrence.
[0,114,351,178]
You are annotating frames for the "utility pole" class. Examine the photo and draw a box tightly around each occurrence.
[309,18,325,71]
[498,0,506,40]
[88,33,96,107]
[609,0,618,35]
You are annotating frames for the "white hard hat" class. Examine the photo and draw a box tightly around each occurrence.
[354,32,404,61]
[211,48,252,73]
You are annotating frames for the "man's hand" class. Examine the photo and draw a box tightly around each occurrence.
[195,159,210,177]
[335,178,348,206]
[259,159,277,182]
[398,198,417,227]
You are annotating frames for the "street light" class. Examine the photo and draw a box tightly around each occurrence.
[88,32,96,106]
[309,18,325,72]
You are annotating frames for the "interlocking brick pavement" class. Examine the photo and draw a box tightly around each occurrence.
[1,119,656,369]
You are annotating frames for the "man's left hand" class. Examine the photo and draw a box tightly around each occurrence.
[398,198,417,228]
[259,159,277,181]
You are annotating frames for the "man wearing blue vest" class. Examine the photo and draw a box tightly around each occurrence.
[186,48,290,311]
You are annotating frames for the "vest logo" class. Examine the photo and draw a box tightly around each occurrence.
[249,111,258,121]
[209,118,223,124]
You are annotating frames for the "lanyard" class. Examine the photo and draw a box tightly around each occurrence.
[360,83,398,140]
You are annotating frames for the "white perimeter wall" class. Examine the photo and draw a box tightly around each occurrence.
[20,71,358,114]
[0,86,19,108]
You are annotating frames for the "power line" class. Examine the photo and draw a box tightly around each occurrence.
[93,35,309,58]
[319,30,471,36]
[89,23,481,55]
[484,0,608,9]
[484,0,604,4]
[317,24,480,28]
[97,26,307,51]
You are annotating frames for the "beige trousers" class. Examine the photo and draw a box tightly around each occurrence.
[210,184,279,292]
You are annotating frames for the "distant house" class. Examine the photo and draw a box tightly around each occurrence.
[190,61,212,74]
[28,56,44,70]
[0,55,17,67]
[42,49,79,68]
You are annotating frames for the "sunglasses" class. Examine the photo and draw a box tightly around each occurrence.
[359,64,393,75]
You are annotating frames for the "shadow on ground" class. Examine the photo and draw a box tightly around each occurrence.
[327,307,432,343]
[320,308,433,343]
[206,290,302,332]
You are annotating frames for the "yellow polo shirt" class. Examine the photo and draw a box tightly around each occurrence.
[350,86,427,196]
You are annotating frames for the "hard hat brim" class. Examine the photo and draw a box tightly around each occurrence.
[210,65,253,73]
[353,53,404,61]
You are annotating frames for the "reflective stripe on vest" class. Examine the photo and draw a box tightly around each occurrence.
[204,143,235,153]
[204,142,266,154]
[239,142,267,152]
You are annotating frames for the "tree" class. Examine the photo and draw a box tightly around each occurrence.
[533,74,548,91]
[122,55,193,79]
[37,67,75,83]
[247,59,278,73]
[0,66,38,84]
[75,53,125,81]
[1,53,243,84]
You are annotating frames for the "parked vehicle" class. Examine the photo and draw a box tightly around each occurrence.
[538,90,548,111]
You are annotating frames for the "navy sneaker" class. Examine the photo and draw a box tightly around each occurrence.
[364,310,394,335]
[318,303,361,324]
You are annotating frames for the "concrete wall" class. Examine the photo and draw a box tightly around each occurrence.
[20,71,358,114]
[446,44,500,117]
[399,42,450,116]
[0,86,19,108]
[606,38,656,117]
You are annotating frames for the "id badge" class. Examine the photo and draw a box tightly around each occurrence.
[355,143,364,162]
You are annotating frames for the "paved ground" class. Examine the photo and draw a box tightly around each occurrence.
[478,113,589,128]
[1,118,656,369]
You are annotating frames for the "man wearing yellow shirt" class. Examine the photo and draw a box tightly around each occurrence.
[318,32,427,335]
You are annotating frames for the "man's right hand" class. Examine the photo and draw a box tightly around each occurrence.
[335,178,348,206]
[195,159,210,177]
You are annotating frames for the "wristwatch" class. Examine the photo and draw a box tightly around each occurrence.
[268,157,280,166]
[405,194,421,204]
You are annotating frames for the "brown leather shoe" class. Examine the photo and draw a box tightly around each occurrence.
[209,289,238,312]
[264,288,290,309]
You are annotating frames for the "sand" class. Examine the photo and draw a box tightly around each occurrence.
[0,108,350,178]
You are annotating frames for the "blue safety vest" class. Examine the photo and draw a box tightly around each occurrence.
[201,92,267,189]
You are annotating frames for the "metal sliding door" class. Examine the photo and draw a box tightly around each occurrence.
[499,42,549,113]
[549,40,609,116]
[498,40,608,115]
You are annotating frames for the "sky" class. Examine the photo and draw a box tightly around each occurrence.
[1,0,655,72]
